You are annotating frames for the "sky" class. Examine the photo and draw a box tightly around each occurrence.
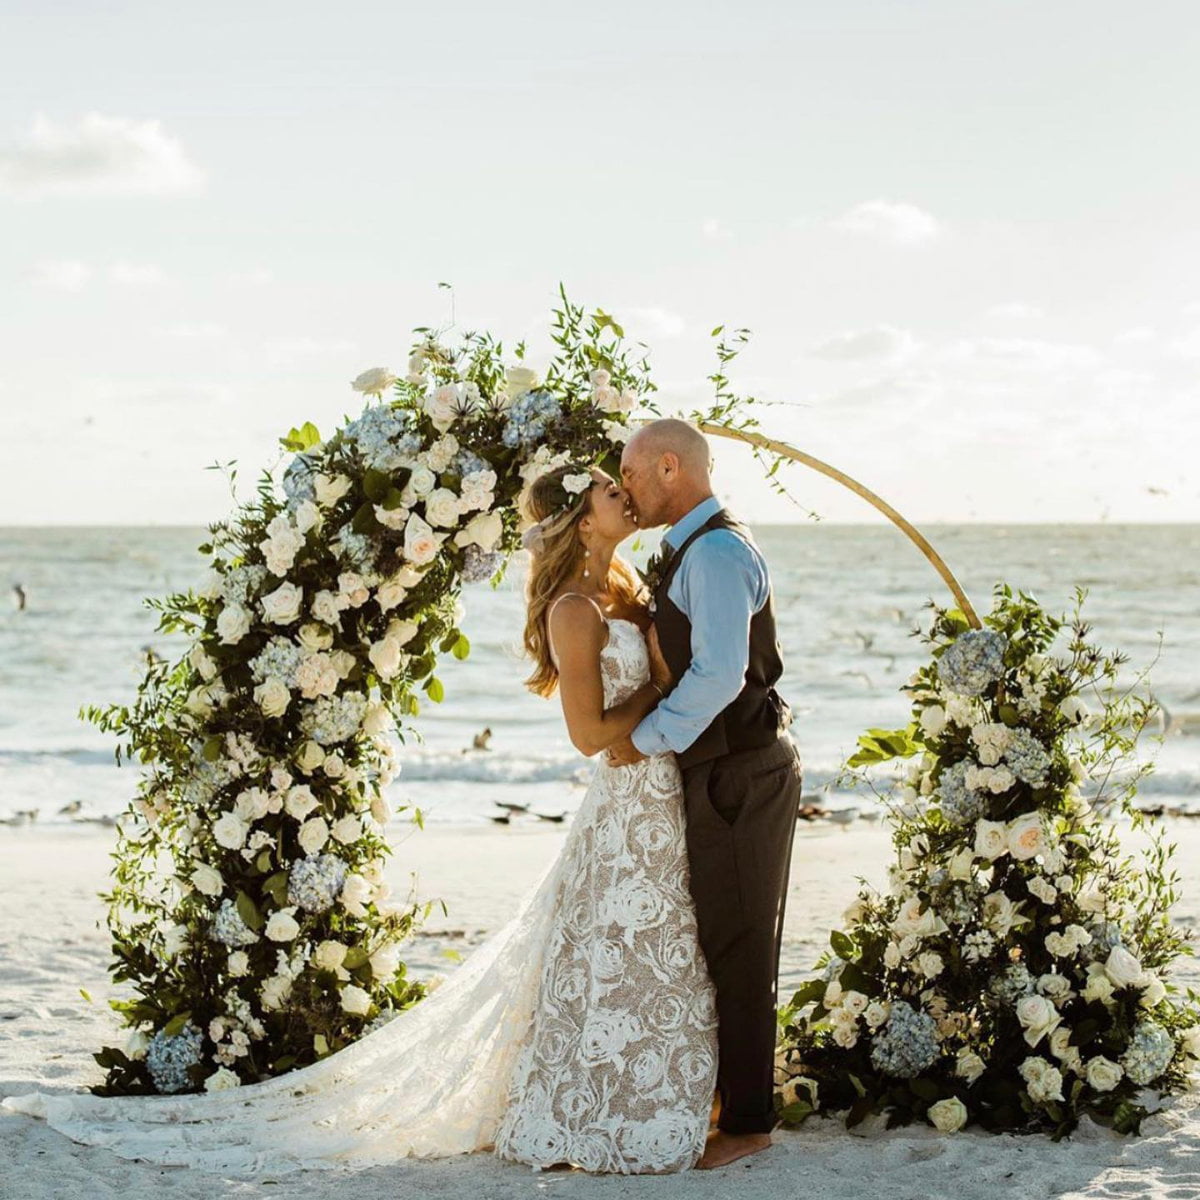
[2,0,1199,525]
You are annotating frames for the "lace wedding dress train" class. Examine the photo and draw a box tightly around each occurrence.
[2,616,718,1178]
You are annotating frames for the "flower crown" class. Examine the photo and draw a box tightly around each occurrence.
[520,468,595,554]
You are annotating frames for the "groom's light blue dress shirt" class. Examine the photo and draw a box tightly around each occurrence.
[630,496,770,757]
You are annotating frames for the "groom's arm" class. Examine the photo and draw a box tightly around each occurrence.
[629,531,769,757]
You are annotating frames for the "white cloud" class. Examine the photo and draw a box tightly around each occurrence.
[109,261,165,286]
[29,259,91,291]
[1114,326,1156,345]
[937,336,1102,372]
[1167,327,1200,358]
[162,321,227,340]
[229,267,274,287]
[0,112,205,198]
[986,302,1044,320]
[830,199,940,245]
[807,325,917,361]
[701,217,729,240]
[262,336,358,369]
[624,306,686,338]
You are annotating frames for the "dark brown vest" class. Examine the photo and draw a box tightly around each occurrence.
[653,507,791,770]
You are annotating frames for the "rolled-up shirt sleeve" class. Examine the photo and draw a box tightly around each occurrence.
[631,531,768,756]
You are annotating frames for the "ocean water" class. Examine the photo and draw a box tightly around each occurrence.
[0,524,1196,829]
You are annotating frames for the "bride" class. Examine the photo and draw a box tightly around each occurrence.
[1,463,720,1178]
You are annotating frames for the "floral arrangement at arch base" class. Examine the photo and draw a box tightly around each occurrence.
[774,585,1200,1138]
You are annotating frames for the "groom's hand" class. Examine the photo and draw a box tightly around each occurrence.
[647,624,673,692]
[605,734,646,767]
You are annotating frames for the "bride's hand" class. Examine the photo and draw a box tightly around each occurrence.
[647,625,673,693]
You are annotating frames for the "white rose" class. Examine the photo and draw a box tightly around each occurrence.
[293,499,321,534]
[928,1096,968,1133]
[254,676,290,718]
[298,622,333,651]
[311,589,344,625]
[955,1048,986,1083]
[191,862,224,898]
[1007,812,1048,861]
[423,486,463,529]
[1016,994,1061,1047]
[1059,695,1091,726]
[189,643,219,681]
[227,950,250,977]
[260,975,292,1011]
[213,811,250,851]
[330,649,357,679]
[361,701,392,736]
[840,989,869,1017]
[337,572,370,608]
[1082,965,1115,1005]
[331,813,361,844]
[1179,1026,1200,1060]
[1139,973,1167,1008]
[261,581,303,625]
[454,509,504,552]
[1019,1057,1065,1103]
[368,635,405,681]
[313,940,348,971]
[1104,945,1145,990]
[296,740,326,774]
[265,907,301,942]
[883,942,902,969]
[892,896,949,939]
[982,891,1024,938]
[504,365,538,395]
[918,951,944,979]
[216,603,252,645]
[407,464,437,496]
[351,367,397,396]
[369,941,403,980]
[424,382,463,432]
[404,513,445,566]
[284,784,318,820]
[375,575,409,613]
[341,872,373,917]
[864,1000,891,1028]
[589,367,611,388]
[323,753,346,779]
[948,847,975,881]
[340,983,373,1016]
[1085,1055,1123,1092]
[919,704,947,738]
[203,1066,242,1092]
[298,816,330,854]
[314,473,353,508]
[974,818,1010,861]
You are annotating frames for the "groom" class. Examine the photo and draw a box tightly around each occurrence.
[607,418,803,1171]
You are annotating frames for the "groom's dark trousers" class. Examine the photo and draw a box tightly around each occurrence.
[680,735,802,1135]
[650,505,803,1135]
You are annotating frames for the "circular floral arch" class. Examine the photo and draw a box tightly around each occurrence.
[84,291,1199,1142]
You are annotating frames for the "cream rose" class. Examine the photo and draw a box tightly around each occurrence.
[928,1096,968,1133]
[190,862,224,898]
[313,940,348,971]
[284,784,318,820]
[351,367,397,396]
[261,581,303,625]
[404,513,445,566]
[1104,945,1145,990]
[1085,1055,1123,1092]
[454,509,504,551]
[296,740,326,774]
[254,676,290,718]
[298,622,333,651]
[216,603,252,645]
[1016,994,1061,1047]
[212,811,250,851]
[298,816,330,854]
[314,472,353,508]
[974,818,1009,861]
[1007,812,1048,861]
[340,983,373,1016]
[311,589,344,625]
[423,486,462,529]
[265,907,301,941]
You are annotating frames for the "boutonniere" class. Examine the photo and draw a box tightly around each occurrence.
[638,542,674,614]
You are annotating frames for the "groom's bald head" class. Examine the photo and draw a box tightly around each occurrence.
[620,418,715,529]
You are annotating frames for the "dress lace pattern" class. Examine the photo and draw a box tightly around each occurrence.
[1,616,718,1178]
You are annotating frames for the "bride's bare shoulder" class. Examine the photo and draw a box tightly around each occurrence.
[546,592,608,654]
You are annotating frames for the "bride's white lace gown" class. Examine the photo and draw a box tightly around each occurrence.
[2,614,718,1178]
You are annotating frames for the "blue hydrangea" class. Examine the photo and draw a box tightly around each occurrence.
[220,564,268,607]
[940,883,977,925]
[1122,1019,1176,1085]
[180,746,242,808]
[452,448,489,478]
[987,963,1035,1006]
[146,1020,204,1094]
[282,453,317,504]
[288,853,348,913]
[302,691,368,745]
[249,636,303,686]
[938,629,1008,696]
[210,898,258,947]
[936,759,989,825]
[461,545,504,584]
[1086,920,1124,957]
[868,1000,940,1078]
[1002,726,1052,788]
[501,389,561,449]
[331,525,378,573]
[343,405,422,472]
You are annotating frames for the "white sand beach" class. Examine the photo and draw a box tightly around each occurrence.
[4,817,1200,1199]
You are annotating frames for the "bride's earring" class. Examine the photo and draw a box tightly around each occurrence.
[582,546,591,579]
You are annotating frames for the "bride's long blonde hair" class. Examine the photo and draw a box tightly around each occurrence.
[521,464,647,698]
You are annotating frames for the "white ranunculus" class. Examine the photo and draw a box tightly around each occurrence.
[254,676,290,718]
[217,603,253,645]
[285,783,318,820]
[1007,812,1049,861]
[974,818,1009,861]
[1086,1055,1123,1092]
[1016,994,1061,1047]
[298,622,333,651]
[265,907,301,941]
[261,581,303,625]
[1105,945,1145,990]
[404,513,445,566]
[298,816,330,854]
[337,572,370,608]
[213,811,250,851]
[351,367,397,396]
[340,983,373,1016]
[454,509,504,552]
[422,486,462,529]
[191,862,224,898]
[928,1096,968,1133]
[295,651,340,699]
[296,740,326,773]
[314,472,353,508]
[331,813,361,844]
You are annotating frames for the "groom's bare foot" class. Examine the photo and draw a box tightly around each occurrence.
[696,1129,771,1169]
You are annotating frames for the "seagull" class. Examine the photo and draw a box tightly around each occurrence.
[494,801,530,814]
[58,800,84,816]
[532,811,566,823]
[472,727,493,751]
[489,812,511,825]
[825,808,858,829]
[12,584,26,611]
